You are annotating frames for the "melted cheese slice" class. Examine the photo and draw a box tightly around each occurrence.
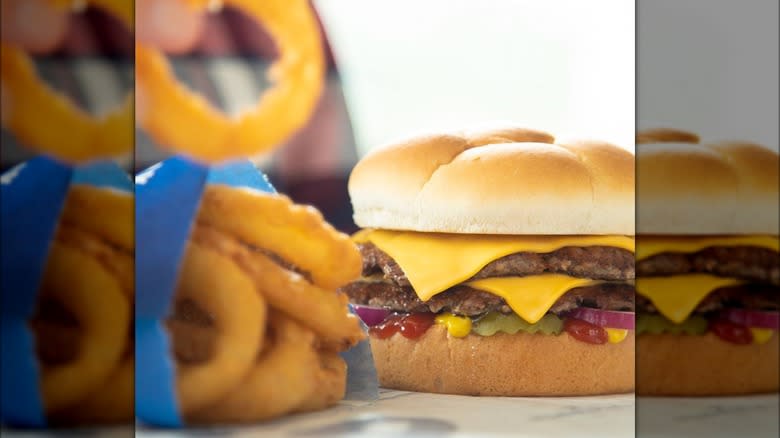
[467,276,598,324]
[636,235,778,261]
[356,229,634,300]
[636,275,742,324]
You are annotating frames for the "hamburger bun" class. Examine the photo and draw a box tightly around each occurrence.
[637,138,779,235]
[349,125,635,235]
[370,324,635,396]
[637,333,779,396]
[636,128,700,145]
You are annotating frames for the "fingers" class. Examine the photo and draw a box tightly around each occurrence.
[136,0,206,54]
[0,0,69,54]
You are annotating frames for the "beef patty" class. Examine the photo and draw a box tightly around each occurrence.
[636,283,780,315]
[359,242,635,286]
[637,246,779,285]
[342,281,635,317]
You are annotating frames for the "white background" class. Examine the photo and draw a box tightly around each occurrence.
[315,0,635,156]
[638,0,779,150]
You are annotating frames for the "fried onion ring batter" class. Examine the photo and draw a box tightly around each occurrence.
[191,224,363,350]
[170,242,266,415]
[33,243,129,413]
[197,185,361,290]
[187,314,318,423]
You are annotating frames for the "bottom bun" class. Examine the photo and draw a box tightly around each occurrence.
[369,324,634,396]
[637,333,779,396]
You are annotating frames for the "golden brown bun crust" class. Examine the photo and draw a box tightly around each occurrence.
[637,333,779,396]
[349,124,635,235]
[636,128,700,144]
[637,133,779,234]
[369,325,635,396]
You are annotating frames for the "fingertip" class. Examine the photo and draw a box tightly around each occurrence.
[136,0,205,54]
[1,0,69,54]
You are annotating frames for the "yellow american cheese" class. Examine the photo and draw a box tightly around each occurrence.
[467,276,598,324]
[635,275,742,324]
[636,235,778,261]
[355,229,634,302]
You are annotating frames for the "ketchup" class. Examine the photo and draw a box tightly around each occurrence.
[564,318,608,344]
[369,313,435,340]
[709,319,753,345]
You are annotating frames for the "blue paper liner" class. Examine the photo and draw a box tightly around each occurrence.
[0,157,131,427]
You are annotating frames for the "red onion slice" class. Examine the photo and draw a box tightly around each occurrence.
[721,309,779,329]
[567,308,635,330]
[352,305,391,327]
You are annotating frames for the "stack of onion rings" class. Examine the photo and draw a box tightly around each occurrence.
[166,185,364,423]
[30,184,134,424]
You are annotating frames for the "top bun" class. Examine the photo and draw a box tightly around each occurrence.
[637,130,779,234]
[349,124,635,235]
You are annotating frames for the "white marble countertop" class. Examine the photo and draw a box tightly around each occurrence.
[637,394,779,438]
[137,389,635,438]
[5,392,778,437]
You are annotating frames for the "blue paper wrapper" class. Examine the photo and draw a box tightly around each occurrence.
[0,157,132,427]
[135,156,377,427]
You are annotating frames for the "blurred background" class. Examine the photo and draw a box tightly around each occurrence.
[3,0,634,234]
[638,0,778,150]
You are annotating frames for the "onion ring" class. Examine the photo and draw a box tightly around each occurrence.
[49,357,134,424]
[187,314,317,423]
[197,185,362,290]
[135,0,324,163]
[0,0,133,163]
[170,242,266,415]
[190,224,364,350]
[295,350,347,413]
[59,185,134,252]
[56,224,133,300]
[34,242,129,413]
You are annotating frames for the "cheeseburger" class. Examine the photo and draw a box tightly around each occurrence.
[341,125,636,395]
[635,129,779,396]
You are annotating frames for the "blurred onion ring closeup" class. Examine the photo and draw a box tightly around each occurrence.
[50,358,134,423]
[136,0,325,163]
[32,243,130,414]
[27,185,134,423]
[0,0,133,162]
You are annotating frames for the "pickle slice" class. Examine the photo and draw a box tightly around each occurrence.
[472,313,564,336]
[636,314,708,335]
